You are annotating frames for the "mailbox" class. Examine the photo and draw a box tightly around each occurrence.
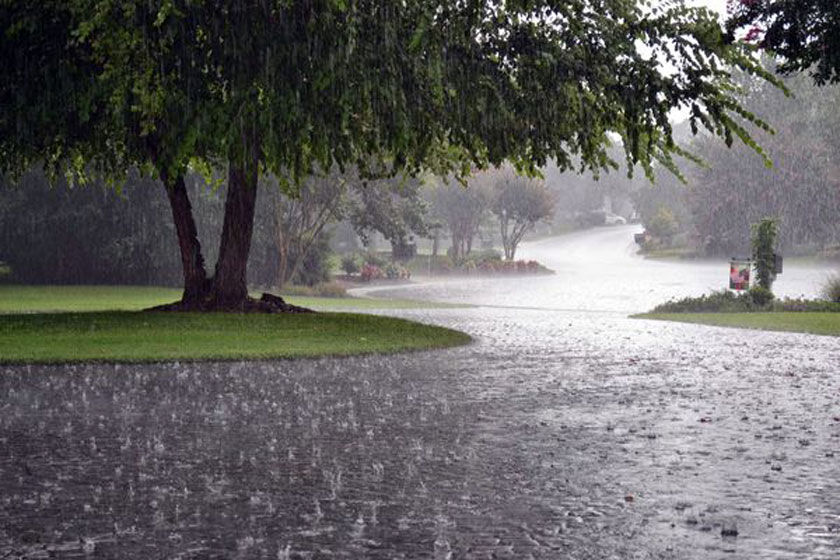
[773,253,783,274]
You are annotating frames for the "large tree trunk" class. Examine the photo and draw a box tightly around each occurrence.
[163,174,209,305]
[211,162,259,309]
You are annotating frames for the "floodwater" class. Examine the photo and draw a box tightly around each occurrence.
[2,226,839,559]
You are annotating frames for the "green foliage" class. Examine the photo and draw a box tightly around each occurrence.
[363,252,387,268]
[751,218,778,290]
[279,282,348,299]
[430,178,490,260]
[341,255,361,275]
[686,62,840,256]
[749,286,775,307]
[288,233,332,287]
[652,290,840,313]
[489,168,555,260]
[0,170,184,285]
[646,206,679,243]
[653,290,759,313]
[822,273,840,303]
[383,262,410,280]
[4,1,785,194]
[2,0,792,303]
[727,0,840,85]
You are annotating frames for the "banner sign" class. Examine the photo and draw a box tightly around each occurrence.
[729,260,751,291]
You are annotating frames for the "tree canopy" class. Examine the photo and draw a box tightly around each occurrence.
[727,0,840,85]
[1,0,780,310]
[489,169,555,261]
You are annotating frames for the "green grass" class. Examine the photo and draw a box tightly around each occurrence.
[0,311,471,364]
[0,284,462,314]
[640,247,703,260]
[0,285,471,363]
[637,312,840,337]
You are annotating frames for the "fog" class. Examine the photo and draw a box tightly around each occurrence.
[361,225,835,313]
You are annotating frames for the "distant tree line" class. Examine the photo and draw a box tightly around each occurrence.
[631,62,840,255]
[0,168,428,287]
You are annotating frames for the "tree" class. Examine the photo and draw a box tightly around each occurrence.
[263,172,347,289]
[431,179,490,260]
[3,1,780,311]
[265,166,428,287]
[686,64,840,255]
[727,0,840,85]
[347,175,428,257]
[751,217,778,291]
[489,170,555,260]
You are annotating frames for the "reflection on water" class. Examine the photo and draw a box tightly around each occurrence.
[2,227,839,558]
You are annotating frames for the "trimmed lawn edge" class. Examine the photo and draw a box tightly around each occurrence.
[0,311,472,365]
[633,311,840,337]
[0,285,470,314]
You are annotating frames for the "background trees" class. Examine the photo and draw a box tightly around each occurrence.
[687,68,840,254]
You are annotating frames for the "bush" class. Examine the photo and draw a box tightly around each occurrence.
[651,289,840,313]
[822,273,840,303]
[290,234,332,286]
[363,252,387,267]
[652,290,757,313]
[471,249,503,264]
[341,254,360,275]
[280,281,348,298]
[749,286,775,306]
[313,281,348,298]
[360,263,383,282]
[646,207,679,243]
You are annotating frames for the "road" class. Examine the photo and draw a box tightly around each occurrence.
[1,227,838,559]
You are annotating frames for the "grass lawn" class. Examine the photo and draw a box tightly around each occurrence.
[0,285,471,364]
[637,312,840,337]
[0,284,462,313]
[0,312,471,364]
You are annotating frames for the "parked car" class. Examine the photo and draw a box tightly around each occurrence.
[604,212,627,225]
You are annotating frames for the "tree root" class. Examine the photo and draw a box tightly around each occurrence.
[146,292,314,314]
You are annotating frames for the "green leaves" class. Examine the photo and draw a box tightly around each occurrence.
[2,1,782,193]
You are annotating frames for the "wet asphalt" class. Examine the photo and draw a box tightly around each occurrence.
[1,226,838,559]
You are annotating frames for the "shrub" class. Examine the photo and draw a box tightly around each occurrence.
[751,217,778,290]
[382,262,410,279]
[822,273,840,303]
[472,249,503,264]
[384,262,400,279]
[280,282,347,298]
[652,290,756,313]
[360,263,383,282]
[749,286,775,307]
[341,254,360,275]
[646,207,679,243]
[364,252,387,267]
[289,235,332,286]
[313,281,348,298]
[651,290,840,313]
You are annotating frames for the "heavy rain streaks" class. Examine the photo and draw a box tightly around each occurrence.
[2,227,839,558]
[3,0,840,558]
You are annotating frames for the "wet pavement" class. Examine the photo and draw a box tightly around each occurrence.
[2,226,839,558]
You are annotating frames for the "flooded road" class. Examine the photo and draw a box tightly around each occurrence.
[2,227,839,558]
[368,225,833,312]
